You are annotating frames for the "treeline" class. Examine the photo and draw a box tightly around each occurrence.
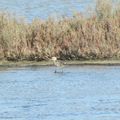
[0,0,120,61]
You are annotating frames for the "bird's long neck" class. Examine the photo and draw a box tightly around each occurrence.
[53,60,58,66]
[53,60,57,63]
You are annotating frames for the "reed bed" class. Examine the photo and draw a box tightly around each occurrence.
[0,0,120,61]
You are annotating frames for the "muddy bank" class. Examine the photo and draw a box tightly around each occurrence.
[1,60,120,67]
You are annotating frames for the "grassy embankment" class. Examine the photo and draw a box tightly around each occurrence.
[0,0,120,66]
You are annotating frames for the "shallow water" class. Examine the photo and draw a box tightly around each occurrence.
[0,65,120,120]
[0,0,94,21]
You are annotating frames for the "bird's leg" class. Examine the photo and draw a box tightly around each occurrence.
[61,68,63,73]
[54,67,57,73]
[54,69,57,73]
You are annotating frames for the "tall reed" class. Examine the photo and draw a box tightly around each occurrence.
[0,0,120,61]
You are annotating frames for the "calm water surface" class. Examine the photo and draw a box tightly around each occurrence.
[0,65,120,120]
[0,0,119,21]
[0,0,94,21]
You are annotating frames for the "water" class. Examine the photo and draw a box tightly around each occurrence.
[0,0,119,21]
[0,65,120,120]
[0,0,94,21]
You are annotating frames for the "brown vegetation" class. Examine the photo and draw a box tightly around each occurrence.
[0,0,120,61]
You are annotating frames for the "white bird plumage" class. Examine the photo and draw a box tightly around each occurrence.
[51,57,64,73]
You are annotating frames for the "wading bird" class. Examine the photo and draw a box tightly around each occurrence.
[51,57,64,73]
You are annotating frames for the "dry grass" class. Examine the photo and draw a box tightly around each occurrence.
[0,0,120,61]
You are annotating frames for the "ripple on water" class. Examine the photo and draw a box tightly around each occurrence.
[0,0,95,21]
[0,66,120,120]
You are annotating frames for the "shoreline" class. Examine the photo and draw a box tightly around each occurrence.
[0,60,120,67]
